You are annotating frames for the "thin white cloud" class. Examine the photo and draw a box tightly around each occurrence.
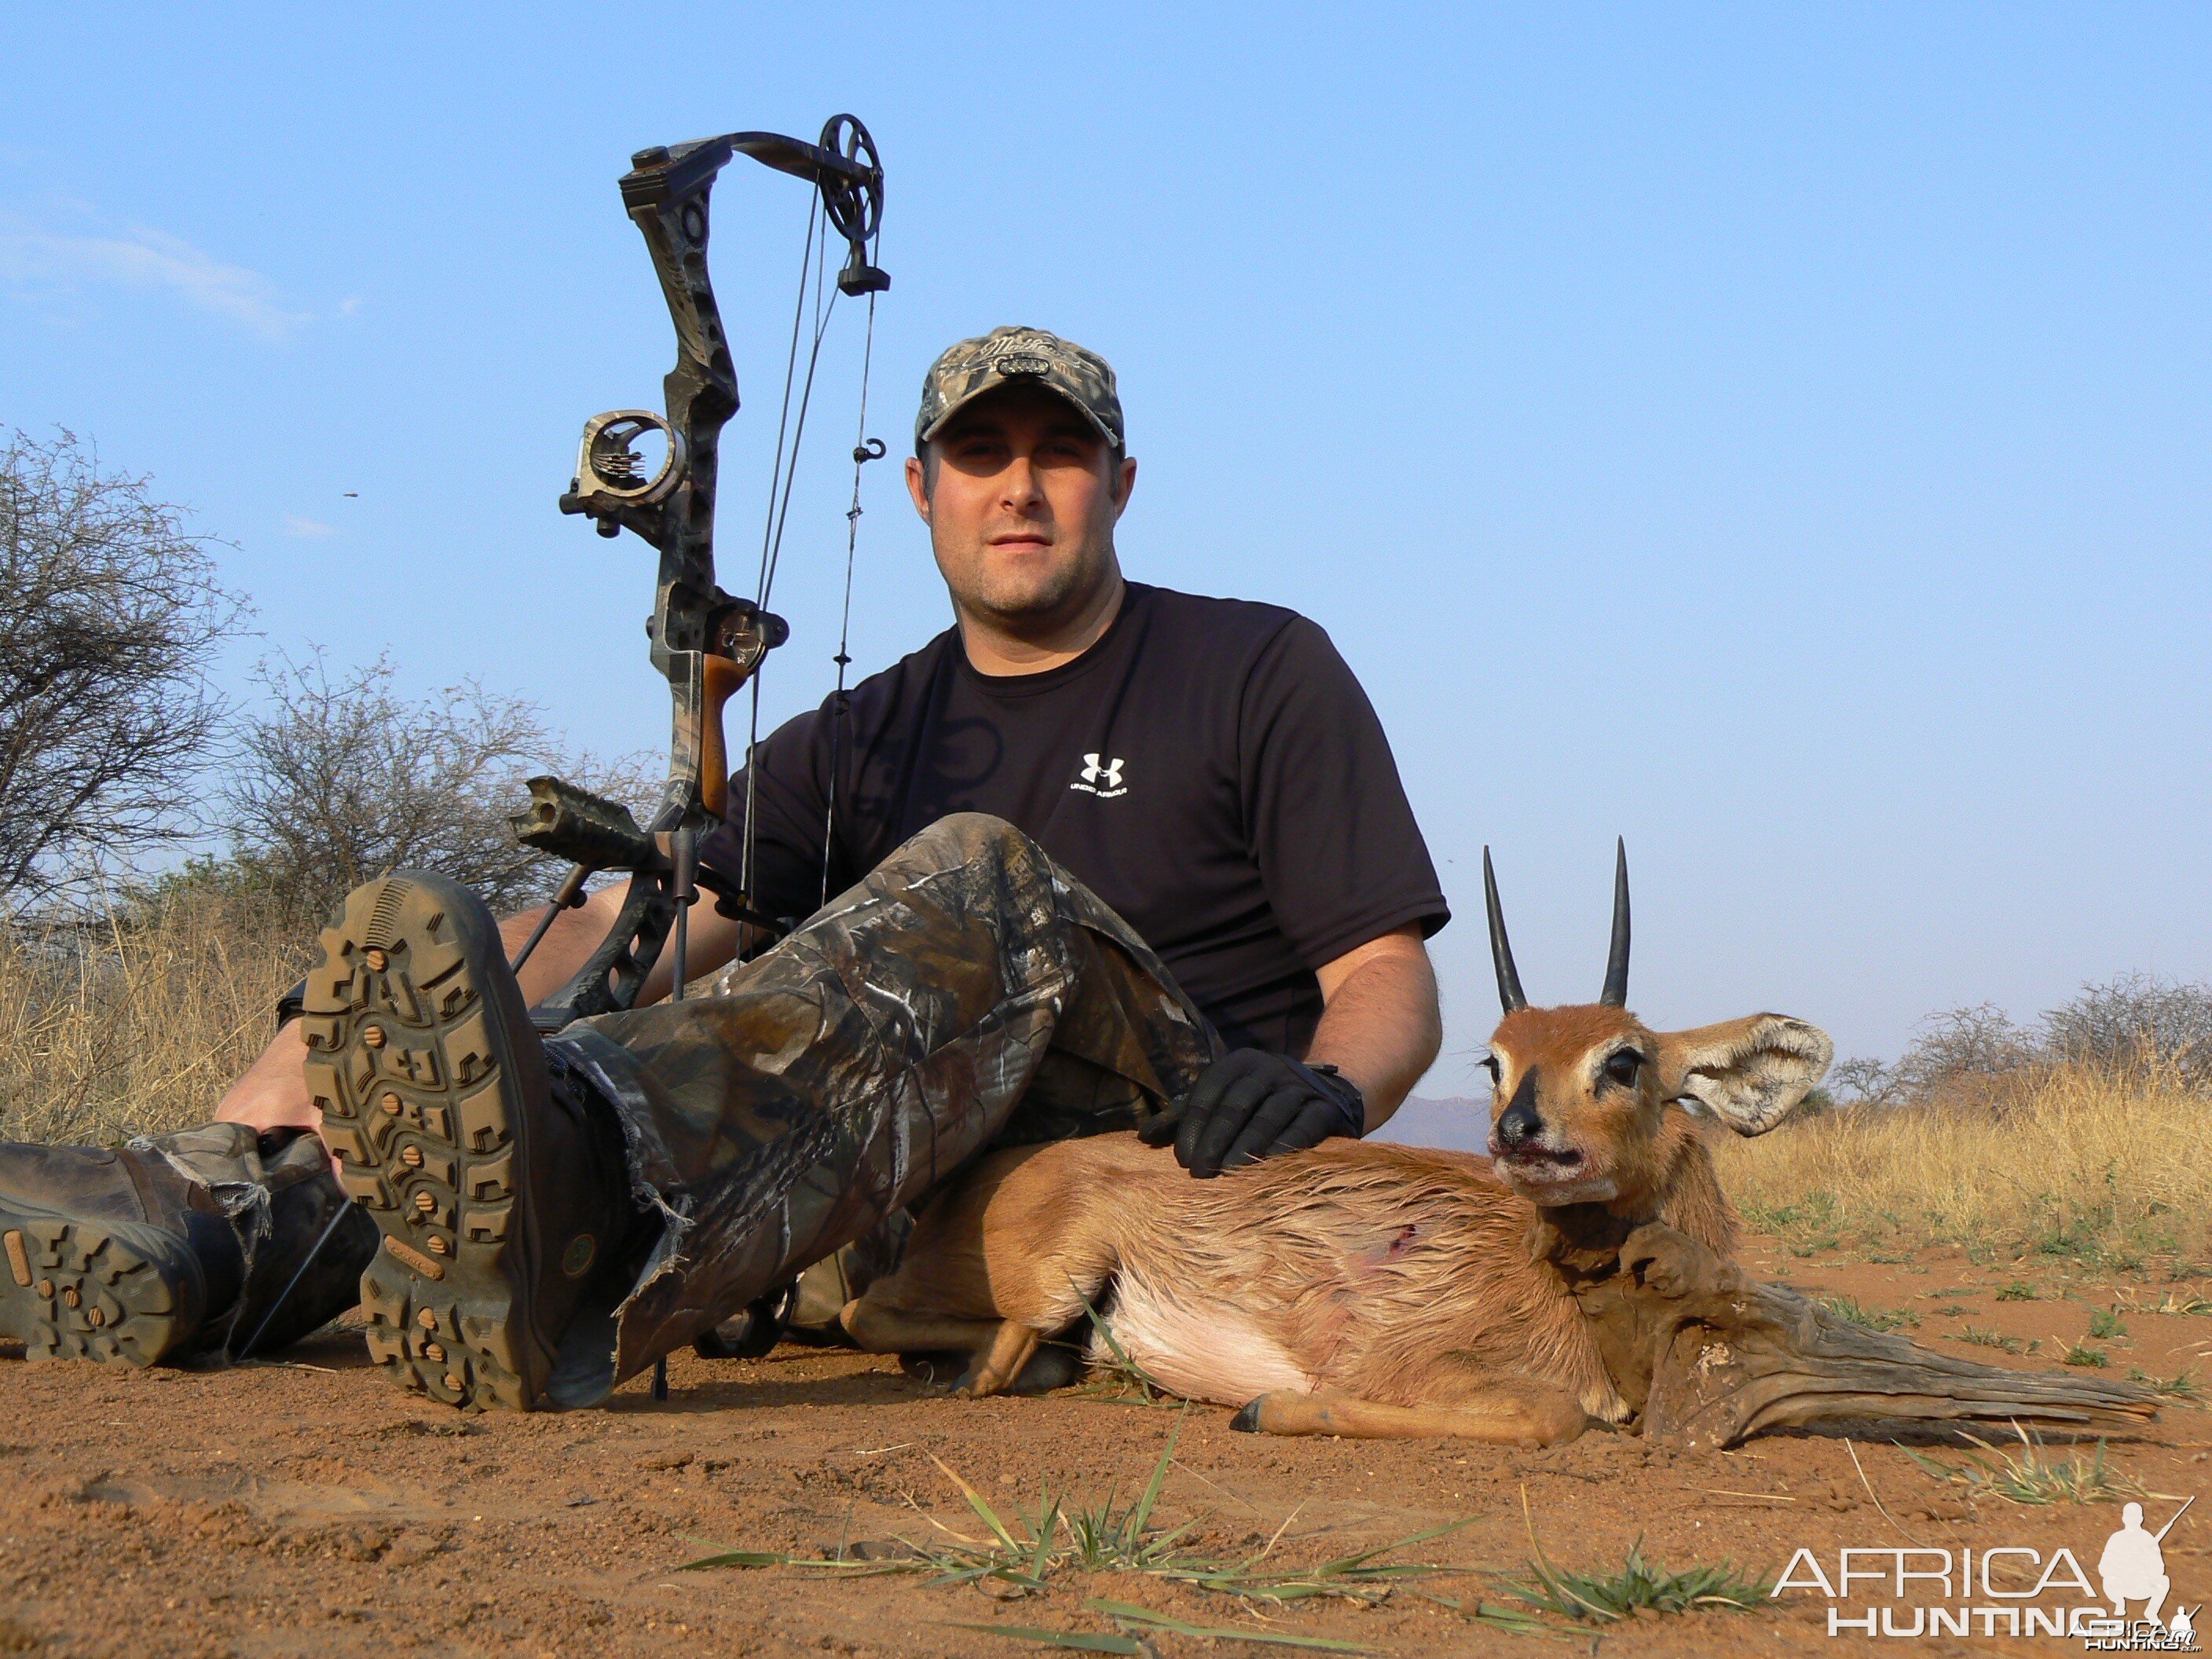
[0,214,309,341]
[282,515,335,539]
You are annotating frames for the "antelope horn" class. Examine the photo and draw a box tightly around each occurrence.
[1482,846,1528,1013]
[1599,837,1631,1008]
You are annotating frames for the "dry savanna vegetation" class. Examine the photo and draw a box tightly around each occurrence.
[0,426,643,1145]
[1712,987,2212,1276]
[0,884,308,1146]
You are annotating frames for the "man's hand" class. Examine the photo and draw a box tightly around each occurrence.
[1138,1049,1365,1179]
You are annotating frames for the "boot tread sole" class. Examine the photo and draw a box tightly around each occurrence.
[0,1210,190,1366]
[303,875,541,1412]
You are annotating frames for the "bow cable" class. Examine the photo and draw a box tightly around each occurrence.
[734,192,880,950]
[735,198,822,931]
[821,285,880,908]
[755,195,834,611]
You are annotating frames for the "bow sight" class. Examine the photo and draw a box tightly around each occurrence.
[513,115,888,1031]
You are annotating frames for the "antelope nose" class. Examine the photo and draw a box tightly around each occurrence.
[1496,1097,1542,1148]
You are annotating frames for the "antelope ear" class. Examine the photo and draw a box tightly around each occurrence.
[1655,1014,1833,1137]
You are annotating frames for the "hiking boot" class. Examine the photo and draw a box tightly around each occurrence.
[302,870,633,1411]
[224,1127,381,1356]
[0,1139,236,1365]
[0,1123,375,1365]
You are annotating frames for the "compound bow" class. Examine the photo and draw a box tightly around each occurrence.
[509,115,888,1031]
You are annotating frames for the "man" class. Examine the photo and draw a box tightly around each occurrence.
[0,328,1447,1405]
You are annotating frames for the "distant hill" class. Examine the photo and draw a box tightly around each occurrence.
[1369,1095,1489,1154]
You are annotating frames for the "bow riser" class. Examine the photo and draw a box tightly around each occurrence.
[625,140,749,837]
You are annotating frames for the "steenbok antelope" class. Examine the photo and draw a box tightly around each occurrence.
[840,844,1833,1444]
[840,844,2159,1446]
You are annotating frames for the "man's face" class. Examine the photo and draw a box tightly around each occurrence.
[905,383,1135,627]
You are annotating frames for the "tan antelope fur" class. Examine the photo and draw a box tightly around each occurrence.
[842,846,1834,1444]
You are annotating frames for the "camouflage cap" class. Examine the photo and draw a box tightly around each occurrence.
[915,326,1124,453]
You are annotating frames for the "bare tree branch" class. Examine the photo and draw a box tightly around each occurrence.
[1833,976,2212,1110]
[0,429,247,902]
[214,649,653,928]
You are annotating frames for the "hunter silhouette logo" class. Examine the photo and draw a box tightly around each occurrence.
[1774,1493,2199,1645]
[1071,753,1126,798]
[2098,1500,2196,1642]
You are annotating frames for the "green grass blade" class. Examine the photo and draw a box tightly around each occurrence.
[1088,1599,1372,1652]
[932,1452,1028,1555]
[1068,1273,1169,1399]
[1136,1514,1208,1563]
[1126,1408,1188,1537]
[1515,1491,1615,1623]
[1029,1493,1061,1581]
[1307,1514,1482,1576]
[676,1547,787,1571]
[1470,1600,1558,1636]
[947,1624,1146,1654]
[1896,1445,1956,1485]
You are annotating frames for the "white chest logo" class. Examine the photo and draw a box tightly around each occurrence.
[1071,753,1127,798]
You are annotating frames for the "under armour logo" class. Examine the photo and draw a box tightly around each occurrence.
[1071,753,1127,798]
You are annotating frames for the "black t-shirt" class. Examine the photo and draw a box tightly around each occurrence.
[698,582,1448,1054]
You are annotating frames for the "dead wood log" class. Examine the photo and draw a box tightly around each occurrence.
[1569,1223,2162,1452]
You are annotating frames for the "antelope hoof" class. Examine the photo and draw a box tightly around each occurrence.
[1622,1223,1721,1300]
[952,1360,1008,1397]
[951,1360,1004,1398]
[954,1348,1075,1397]
[1231,1397,1265,1433]
[1007,1344,1080,1394]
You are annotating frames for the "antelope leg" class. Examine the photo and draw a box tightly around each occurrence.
[958,1321,1044,1398]
[1230,1385,1586,1445]
[840,1298,1002,1356]
[1575,1224,2163,1452]
[839,1302,1060,1398]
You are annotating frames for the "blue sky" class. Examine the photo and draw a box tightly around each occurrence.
[5,5,2209,1095]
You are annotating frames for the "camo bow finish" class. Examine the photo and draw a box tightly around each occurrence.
[513,118,888,1029]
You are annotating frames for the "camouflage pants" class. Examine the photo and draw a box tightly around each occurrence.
[544,813,1221,1402]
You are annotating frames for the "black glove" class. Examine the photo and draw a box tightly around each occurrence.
[1137,1049,1366,1179]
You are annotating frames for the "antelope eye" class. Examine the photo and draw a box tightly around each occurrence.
[1479,1053,1502,1085]
[1603,1049,1642,1088]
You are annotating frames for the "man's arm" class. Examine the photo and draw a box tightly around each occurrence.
[1145,924,1442,1177]
[214,885,742,1135]
[1144,611,1449,1177]
[1304,924,1441,1133]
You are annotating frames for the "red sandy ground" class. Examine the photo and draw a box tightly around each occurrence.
[2,1235,2208,1658]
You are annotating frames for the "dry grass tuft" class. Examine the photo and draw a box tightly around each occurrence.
[0,885,309,1146]
[1900,1430,2175,1507]
[680,1415,1486,1624]
[1710,1060,2212,1270]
